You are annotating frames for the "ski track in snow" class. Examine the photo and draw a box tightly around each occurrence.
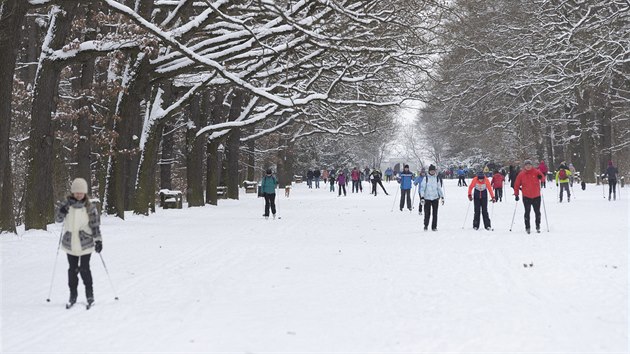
[1,180,628,353]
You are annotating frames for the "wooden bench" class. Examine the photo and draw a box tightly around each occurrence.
[158,190,183,209]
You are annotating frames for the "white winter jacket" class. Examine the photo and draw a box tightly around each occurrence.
[56,199,101,256]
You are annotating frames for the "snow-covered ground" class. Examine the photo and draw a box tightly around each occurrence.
[2,179,628,353]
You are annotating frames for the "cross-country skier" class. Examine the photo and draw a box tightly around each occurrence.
[55,178,102,308]
[351,167,361,193]
[491,170,504,202]
[555,163,572,202]
[370,169,388,196]
[467,171,496,230]
[420,165,444,231]
[261,169,278,218]
[513,160,544,233]
[604,160,619,201]
[457,167,467,186]
[398,164,414,211]
[537,160,548,188]
[337,171,347,196]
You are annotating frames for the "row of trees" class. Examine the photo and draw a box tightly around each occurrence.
[0,0,448,233]
[418,0,630,175]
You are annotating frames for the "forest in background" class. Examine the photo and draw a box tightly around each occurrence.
[1,0,628,233]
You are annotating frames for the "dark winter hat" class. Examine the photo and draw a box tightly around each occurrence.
[428,164,436,171]
[266,168,272,174]
[477,171,485,179]
[404,164,409,169]
[523,159,533,166]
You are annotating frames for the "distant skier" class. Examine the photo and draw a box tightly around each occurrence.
[351,167,361,193]
[306,169,314,189]
[370,169,388,196]
[364,167,371,182]
[413,168,427,214]
[313,169,321,189]
[491,170,504,202]
[397,164,414,211]
[513,160,544,233]
[261,169,278,219]
[322,169,329,185]
[384,167,393,182]
[467,171,496,230]
[555,163,572,202]
[537,160,548,188]
[604,160,619,201]
[337,171,347,196]
[420,165,444,231]
[457,167,467,187]
[568,163,576,187]
[328,171,336,192]
[55,178,102,308]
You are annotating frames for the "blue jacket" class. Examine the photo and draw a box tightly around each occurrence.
[413,175,425,194]
[420,175,444,200]
[398,172,413,190]
[457,169,465,177]
[260,175,278,194]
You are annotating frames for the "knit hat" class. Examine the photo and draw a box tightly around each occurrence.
[404,164,409,169]
[523,159,532,166]
[428,164,436,171]
[70,178,88,194]
[266,168,272,175]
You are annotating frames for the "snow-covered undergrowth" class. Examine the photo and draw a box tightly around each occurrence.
[1,180,627,353]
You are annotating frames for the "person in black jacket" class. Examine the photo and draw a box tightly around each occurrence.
[604,160,619,201]
[370,169,389,196]
[313,169,321,189]
[306,169,314,189]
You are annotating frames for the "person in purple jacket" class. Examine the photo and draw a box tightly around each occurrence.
[337,171,347,196]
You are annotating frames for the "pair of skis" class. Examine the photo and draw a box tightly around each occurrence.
[66,300,94,310]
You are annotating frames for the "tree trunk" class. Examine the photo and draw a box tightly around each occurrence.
[247,126,256,181]
[206,141,219,205]
[186,94,205,207]
[133,118,165,215]
[0,0,28,233]
[226,90,244,200]
[577,88,596,182]
[160,122,174,190]
[24,4,78,230]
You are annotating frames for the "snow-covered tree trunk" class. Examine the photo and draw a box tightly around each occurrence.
[24,3,78,230]
[205,90,226,206]
[0,0,28,233]
[226,89,244,200]
[160,122,174,190]
[186,93,205,207]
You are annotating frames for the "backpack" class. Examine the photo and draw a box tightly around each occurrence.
[558,169,567,180]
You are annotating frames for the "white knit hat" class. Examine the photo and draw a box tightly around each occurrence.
[70,178,88,194]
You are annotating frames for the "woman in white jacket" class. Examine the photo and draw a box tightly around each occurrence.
[55,178,102,307]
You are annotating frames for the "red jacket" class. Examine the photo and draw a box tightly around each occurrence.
[468,177,495,200]
[513,168,544,199]
[351,169,360,181]
[491,173,504,188]
[538,161,548,174]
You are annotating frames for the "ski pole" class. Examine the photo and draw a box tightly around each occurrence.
[541,194,550,232]
[602,175,606,199]
[46,227,64,302]
[98,253,119,301]
[390,187,399,212]
[509,198,519,232]
[461,200,471,229]
[490,199,495,231]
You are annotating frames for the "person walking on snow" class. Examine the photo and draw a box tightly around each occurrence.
[55,178,102,308]
[322,169,329,185]
[306,169,314,189]
[370,169,388,196]
[385,167,393,182]
[261,169,278,218]
[537,160,548,188]
[467,171,496,230]
[413,169,426,214]
[313,169,321,189]
[513,160,544,233]
[555,163,572,202]
[604,160,619,201]
[337,171,347,196]
[397,164,414,211]
[328,171,336,192]
[491,170,504,202]
[457,167,467,186]
[420,165,444,231]
[351,167,361,193]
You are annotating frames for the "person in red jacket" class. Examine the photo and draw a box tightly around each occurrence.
[351,167,361,193]
[491,170,504,202]
[513,159,544,234]
[468,171,496,230]
[537,160,548,188]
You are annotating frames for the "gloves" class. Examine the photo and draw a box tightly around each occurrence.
[515,195,519,202]
[94,241,102,253]
[491,198,496,203]
[420,197,425,205]
[556,183,558,187]
[537,174,542,180]
[468,195,473,201]
[59,204,69,215]
[441,198,444,205]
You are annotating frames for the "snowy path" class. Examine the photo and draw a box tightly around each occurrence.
[1,180,628,353]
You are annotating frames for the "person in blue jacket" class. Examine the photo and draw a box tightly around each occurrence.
[457,167,467,187]
[420,165,444,231]
[261,169,278,219]
[413,168,426,215]
[398,164,414,211]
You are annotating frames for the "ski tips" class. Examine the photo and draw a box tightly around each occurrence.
[115,297,119,300]
[46,299,50,302]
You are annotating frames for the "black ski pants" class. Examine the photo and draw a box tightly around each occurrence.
[559,182,570,202]
[494,187,503,201]
[522,196,541,230]
[400,189,411,210]
[263,192,276,216]
[352,180,360,193]
[609,178,617,199]
[423,199,439,229]
[473,196,491,229]
[458,176,467,186]
[67,254,93,298]
[338,183,347,196]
